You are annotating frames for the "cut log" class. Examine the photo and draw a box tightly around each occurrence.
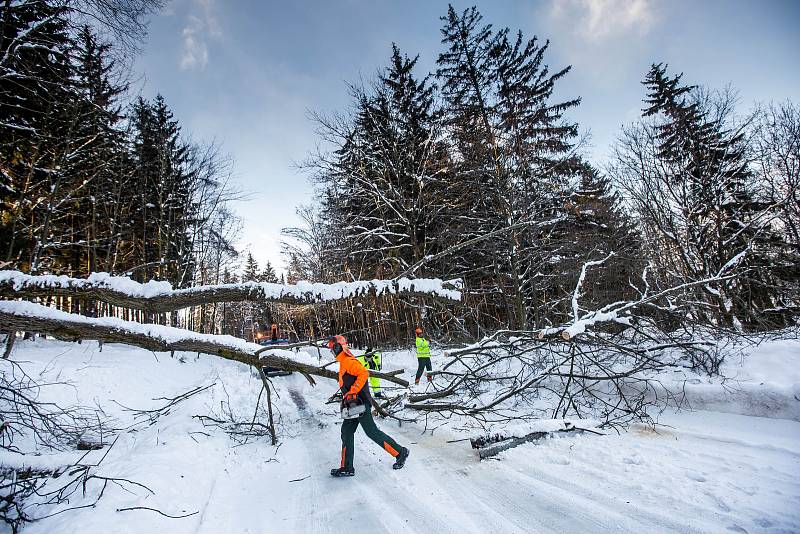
[76,440,105,450]
[470,423,598,459]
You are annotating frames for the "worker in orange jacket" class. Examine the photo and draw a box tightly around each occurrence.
[328,335,409,477]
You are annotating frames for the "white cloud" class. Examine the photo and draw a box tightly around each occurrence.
[180,0,221,71]
[548,0,655,42]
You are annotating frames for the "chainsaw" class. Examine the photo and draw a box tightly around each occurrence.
[341,396,366,419]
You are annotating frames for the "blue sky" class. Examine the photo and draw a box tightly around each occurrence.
[133,0,800,273]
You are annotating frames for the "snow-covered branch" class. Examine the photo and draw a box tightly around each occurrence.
[397,216,565,278]
[0,301,410,387]
[539,259,740,342]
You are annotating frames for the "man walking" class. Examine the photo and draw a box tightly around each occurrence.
[414,327,432,385]
[329,335,409,477]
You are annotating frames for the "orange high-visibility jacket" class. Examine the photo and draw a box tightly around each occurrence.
[336,350,368,399]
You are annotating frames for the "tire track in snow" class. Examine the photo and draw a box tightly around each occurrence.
[285,382,337,534]
[286,386,499,533]
[502,460,702,533]
[387,430,534,533]
[192,477,218,533]
[281,375,800,534]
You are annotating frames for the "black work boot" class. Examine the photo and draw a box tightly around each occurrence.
[392,447,409,470]
[330,467,355,477]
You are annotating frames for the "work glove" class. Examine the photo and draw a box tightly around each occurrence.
[343,392,358,403]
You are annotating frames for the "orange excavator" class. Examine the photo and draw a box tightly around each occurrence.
[257,323,293,377]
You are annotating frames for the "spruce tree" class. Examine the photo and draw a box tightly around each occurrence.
[243,253,259,282]
[546,166,643,321]
[63,26,128,276]
[318,43,448,279]
[638,63,774,327]
[260,261,278,283]
[129,95,193,286]
[436,4,581,328]
[0,1,73,270]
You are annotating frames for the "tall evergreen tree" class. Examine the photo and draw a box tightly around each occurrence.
[544,166,643,321]
[59,26,128,276]
[260,261,278,283]
[310,43,449,279]
[243,252,259,282]
[129,95,193,287]
[0,1,74,270]
[616,64,777,328]
[436,4,582,328]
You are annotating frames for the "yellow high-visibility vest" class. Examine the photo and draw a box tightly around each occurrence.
[357,352,382,393]
[415,337,431,358]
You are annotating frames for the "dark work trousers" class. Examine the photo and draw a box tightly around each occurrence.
[340,404,402,469]
[415,357,432,382]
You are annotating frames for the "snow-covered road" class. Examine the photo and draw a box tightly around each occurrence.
[218,379,800,534]
[4,340,799,533]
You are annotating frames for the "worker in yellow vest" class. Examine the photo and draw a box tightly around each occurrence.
[414,327,432,385]
[357,347,383,398]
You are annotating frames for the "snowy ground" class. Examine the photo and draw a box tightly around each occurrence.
[1,338,799,533]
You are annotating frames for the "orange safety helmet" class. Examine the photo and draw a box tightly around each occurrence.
[415,327,423,335]
[328,335,349,355]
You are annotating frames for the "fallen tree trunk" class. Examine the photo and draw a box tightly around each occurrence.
[3,332,14,359]
[470,422,598,459]
[0,271,461,312]
[0,301,410,387]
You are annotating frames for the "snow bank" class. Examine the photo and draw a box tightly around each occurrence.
[671,379,800,421]
[658,334,800,421]
[733,337,800,385]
